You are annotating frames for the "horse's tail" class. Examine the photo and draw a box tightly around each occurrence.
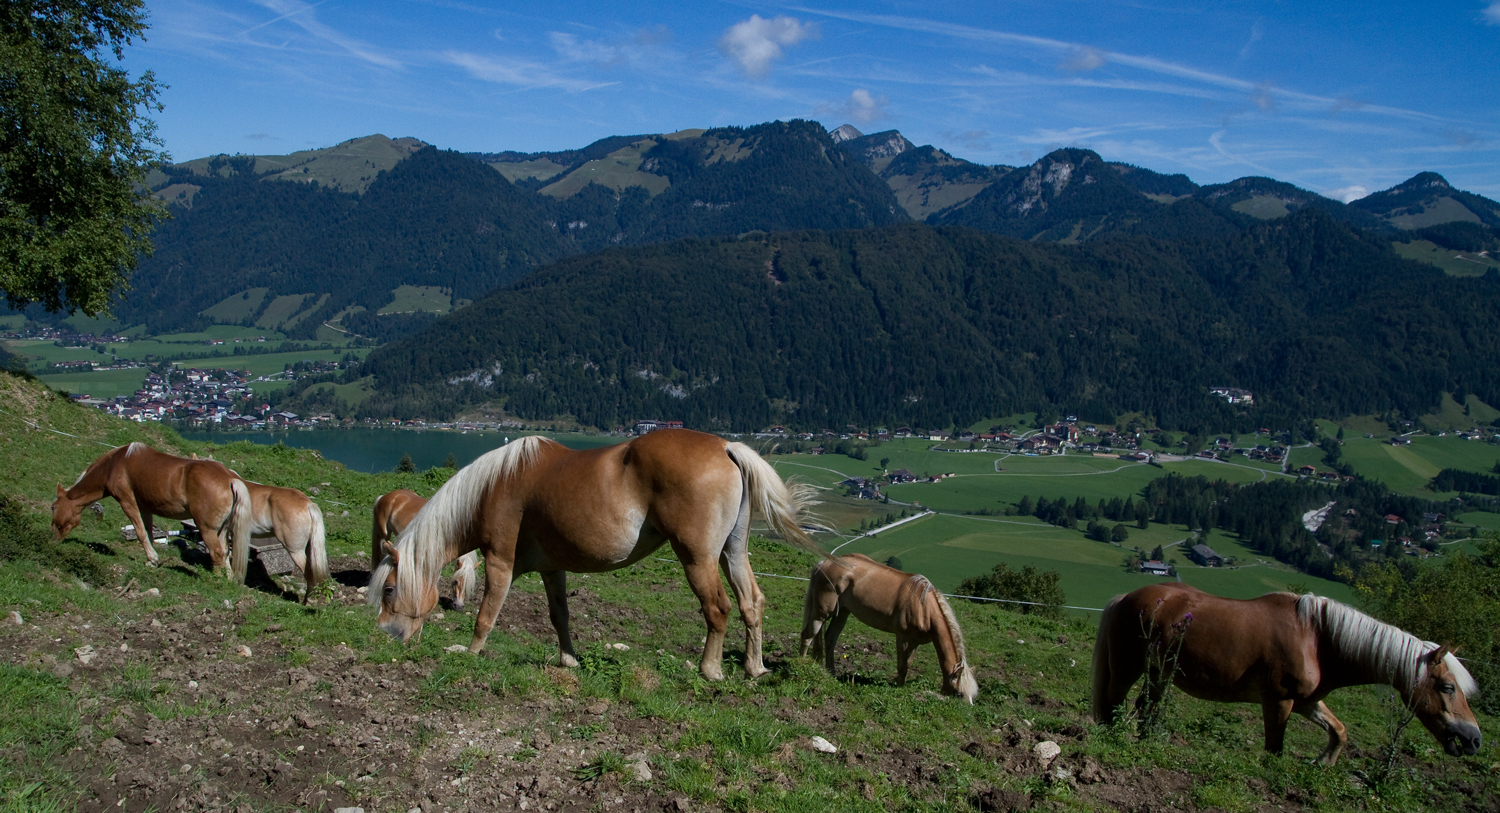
[304,501,329,599]
[1091,593,1127,723]
[228,478,253,584]
[724,442,823,557]
[801,562,829,659]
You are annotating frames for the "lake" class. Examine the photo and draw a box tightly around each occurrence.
[180,426,623,473]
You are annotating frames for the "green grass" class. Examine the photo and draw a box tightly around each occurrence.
[486,158,566,183]
[377,285,464,315]
[1336,434,1500,496]
[35,367,148,399]
[254,294,312,329]
[200,288,270,322]
[540,139,671,199]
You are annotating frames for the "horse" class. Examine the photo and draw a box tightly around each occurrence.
[1090,583,1481,765]
[800,554,977,703]
[52,442,254,581]
[371,488,478,610]
[239,480,330,603]
[370,430,820,680]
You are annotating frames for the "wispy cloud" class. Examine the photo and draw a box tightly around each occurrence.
[1486,2,1500,25]
[816,88,887,123]
[1060,46,1105,74]
[251,0,401,68]
[1239,19,1264,59]
[442,51,617,92]
[718,15,818,78]
[1325,184,1369,202]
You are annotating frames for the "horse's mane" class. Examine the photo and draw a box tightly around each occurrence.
[1297,593,1478,696]
[908,574,976,694]
[73,442,147,488]
[369,435,553,605]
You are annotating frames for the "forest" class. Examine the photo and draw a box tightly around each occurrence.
[350,209,1500,431]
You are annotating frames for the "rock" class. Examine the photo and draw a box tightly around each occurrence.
[627,759,652,782]
[51,662,73,679]
[610,642,630,651]
[356,586,367,594]
[333,808,364,813]
[585,699,610,715]
[188,680,199,689]
[120,643,129,652]
[74,645,97,665]
[1033,741,1061,764]
[808,736,838,754]
[236,645,252,658]
[144,588,160,597]
[150,618,162,627]
[4,610,21,626]
[222,600,233,608]
[444,644,468,653]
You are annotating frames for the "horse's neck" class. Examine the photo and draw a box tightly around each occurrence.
[1315,628,1416,695]
[69,455,118,500]
[924,594,963,672]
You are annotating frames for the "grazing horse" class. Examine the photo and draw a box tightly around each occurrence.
[1091,583,1481,765]
[239,480,330,603]
[371,489,478,610]
[52,443,254,581]
[801,554,978,703]
[371,430,819,680]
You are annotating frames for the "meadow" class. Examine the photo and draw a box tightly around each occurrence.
[0,371,1493,812]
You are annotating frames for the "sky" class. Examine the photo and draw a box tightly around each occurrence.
[128,1,1500,200]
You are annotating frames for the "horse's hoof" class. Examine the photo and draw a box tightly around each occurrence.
[744,665,770,679]
[559,653,580,669]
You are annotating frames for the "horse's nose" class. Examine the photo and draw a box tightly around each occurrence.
[1448,722,1482,756]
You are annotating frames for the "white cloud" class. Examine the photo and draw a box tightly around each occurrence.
[718,15,817,77]
[1239,20,1264,59]
[442,51,616,92]
[1486,2,1500,25]
[549,32,624,66]
[1325,185,1369,203]
[817,88,887,123]
[1059,46,1105,74]
[251,0,401,69]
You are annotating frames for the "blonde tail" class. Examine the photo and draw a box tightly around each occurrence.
[724,442,823,556]
[228,478,253,584]
[304,502,329,599]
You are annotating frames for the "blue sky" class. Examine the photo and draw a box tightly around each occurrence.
[130,1,1500,199]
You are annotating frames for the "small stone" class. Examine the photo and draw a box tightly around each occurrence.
[445,644,468,653]
[74,645,96,665]
[610,643,630,651]
[356,586,368,594]
[341,510,350,517]
[150,618,162,627]
[180,764,193,774]
[188,680,199,689]
[222,599,233,608]
[808,736,838,754]
[407,808,422,813]
[144,588,160,597]
[627,759,652,782]
[1033,741,1061,763]
[236,645,252,658]
[433,612,445,621]
[585,699,610,715]
[333,808,364,813]
[4,610,21,626]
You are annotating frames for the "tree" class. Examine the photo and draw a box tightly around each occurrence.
[1149,544,1164,561]
[1,1,168,315]
[396,453,416,473]
[957,562,1066,617]
[442,453,458,469]
[1111,524,1130,543]
[879,457,890,470]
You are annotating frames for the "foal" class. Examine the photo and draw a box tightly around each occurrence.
[371,489,478,610]
[801,554,978,702]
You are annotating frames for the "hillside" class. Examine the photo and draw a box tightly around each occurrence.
[0,370,1495,813]
[354,211,1500,430]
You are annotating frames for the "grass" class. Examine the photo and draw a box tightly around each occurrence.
[0,369,1494,812]
[200,288,269,322]
[377,285,464,315]
[254,294,312,329]
[540,139,671,199]
[486,158,566,183]
[1392,240,1500,277]
[34,368,149,399]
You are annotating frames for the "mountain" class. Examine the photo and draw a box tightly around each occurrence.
[832,125,1012,220]
[352,210,1500,430]
[1348,172,1500,229]
[123,121,907,337]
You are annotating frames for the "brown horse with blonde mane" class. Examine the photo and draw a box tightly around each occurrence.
[53,443,254,581]
[800,553,978,703]
[371,430,819,680]
[1091,583,1481,765]
[239,480,329,602]
[371,489,478,610]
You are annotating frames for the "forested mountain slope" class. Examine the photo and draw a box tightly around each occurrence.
[357,211,1500,429]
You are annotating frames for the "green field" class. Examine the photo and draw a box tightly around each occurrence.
[377,284,466,314]
[1335,434,1500,496]
[35,367,150,398]
[540,139,671,199]
[200,287,269,322]
[1393,239,1500,276]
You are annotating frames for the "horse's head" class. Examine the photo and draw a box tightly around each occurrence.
[943,661,979,704]
[371,541,438,644]
[51,484,83,540]
[1409,645,1482,757]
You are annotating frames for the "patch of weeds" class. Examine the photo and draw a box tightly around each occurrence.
[109,663,168,704]
[0,498,110,586]
[567,722,604,741]
[511,746,538,763]
[453,746,490,775]
[1192,780,1256,813]
[0,781,68,813]
[570,751,624,781]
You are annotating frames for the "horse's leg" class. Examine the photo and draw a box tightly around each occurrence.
[118,497,159,566]
[540,570,580,668]
[1260,697,1295,755]
[822,609,850,675]
[198,524,230,577]
[1298,700,1348,766]
[894,635,918,687]
[718,549,768,678]
[676,554,733,681]
[468,551,514,654]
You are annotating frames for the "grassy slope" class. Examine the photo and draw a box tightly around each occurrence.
[1392,239,1500,277]
[0,370,1493,812]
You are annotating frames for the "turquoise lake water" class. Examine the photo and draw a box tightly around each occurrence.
[180,427,622,473]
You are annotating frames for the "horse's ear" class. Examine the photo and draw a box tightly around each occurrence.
[382,541,400,565]
[1428,645,1452,666]
[55,483,66,499]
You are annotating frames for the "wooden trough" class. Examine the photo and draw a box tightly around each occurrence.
[120,522,298,576]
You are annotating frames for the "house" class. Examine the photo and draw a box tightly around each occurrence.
[888,469,917,483]
[1140,560,1171,576]
[1297,465,1317,477]
[1187,544,1223,567]
[1044,423,1081,443]
[1384,514,1402,525]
